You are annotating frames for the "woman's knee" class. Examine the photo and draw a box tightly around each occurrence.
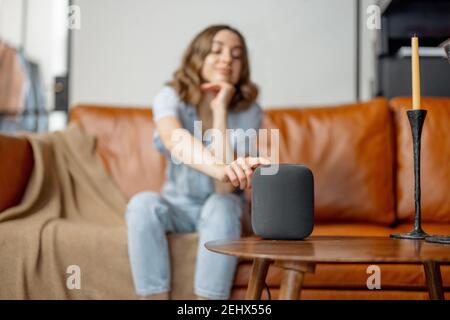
[125,191,167,230]
[200,193,243,227]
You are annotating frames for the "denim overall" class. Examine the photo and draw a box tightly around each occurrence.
[125,86,262,299]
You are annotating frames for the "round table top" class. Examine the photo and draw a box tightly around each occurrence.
[205,236,450,264]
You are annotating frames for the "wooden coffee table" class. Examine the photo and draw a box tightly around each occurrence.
[205,236,450,300]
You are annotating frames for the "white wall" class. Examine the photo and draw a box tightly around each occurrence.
[360,0,379,101]
[71,0,360,109]
[0,0,23,48]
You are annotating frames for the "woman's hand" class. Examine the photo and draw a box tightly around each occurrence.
[201,81,236,112]
[216,157,271,190]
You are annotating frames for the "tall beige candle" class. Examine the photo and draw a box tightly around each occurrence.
[411,35,421,109]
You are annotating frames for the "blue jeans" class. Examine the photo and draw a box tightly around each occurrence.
[125,191,243,299]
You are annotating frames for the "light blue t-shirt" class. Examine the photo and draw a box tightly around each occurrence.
[152,85,263,203]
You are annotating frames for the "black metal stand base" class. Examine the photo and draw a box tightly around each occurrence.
[390,229,429,240]
[426,235,450,244]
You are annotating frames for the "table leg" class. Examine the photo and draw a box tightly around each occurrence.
[279,269,305,300]
[423,260,445,300]
[275,261,315,300]
[245,258,271,300]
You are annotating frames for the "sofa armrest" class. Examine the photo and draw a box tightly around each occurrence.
[0,134,34,213]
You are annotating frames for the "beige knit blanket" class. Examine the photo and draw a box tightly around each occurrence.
[0,124,197,299]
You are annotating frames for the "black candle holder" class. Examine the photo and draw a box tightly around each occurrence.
[391,109,429,240]
[426,235,450,244]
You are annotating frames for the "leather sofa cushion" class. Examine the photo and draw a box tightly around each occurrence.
[70,105,166,200]
[260,98,396,225]
[390,97,450,223]
[0,134,33,213]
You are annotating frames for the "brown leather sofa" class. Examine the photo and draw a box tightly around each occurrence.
[1,96,449,299]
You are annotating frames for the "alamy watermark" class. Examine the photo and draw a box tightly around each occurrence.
[66,265,81,290]
[366,265,381,290]
[68,5,81,30]
[366,5,381,30]
[170,121,280,175]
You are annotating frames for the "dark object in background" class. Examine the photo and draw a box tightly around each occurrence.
[377,0,450,99]
[379,57,450,100]
[251,164,314,240]
[54,76,69,112]
[441,38,450,63]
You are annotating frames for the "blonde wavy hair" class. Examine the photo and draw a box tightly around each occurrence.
[169,25,258,112]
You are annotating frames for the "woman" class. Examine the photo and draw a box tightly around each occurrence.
[125,25,269,300]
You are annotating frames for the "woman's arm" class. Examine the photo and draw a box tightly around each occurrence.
[156,116,269,189]
[201,83,234,165]
[210,106,236,193]
[156,116,225,181]
[202,81,262,190]
[202,83,236,192]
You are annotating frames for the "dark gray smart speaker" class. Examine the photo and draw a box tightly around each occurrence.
[251,164,314,240]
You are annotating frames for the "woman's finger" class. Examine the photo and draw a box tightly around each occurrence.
[200,83,222,92]
[231,161,247,190]
[225,165,239,187]
[247,157,271,168]
[237,157,253,189]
